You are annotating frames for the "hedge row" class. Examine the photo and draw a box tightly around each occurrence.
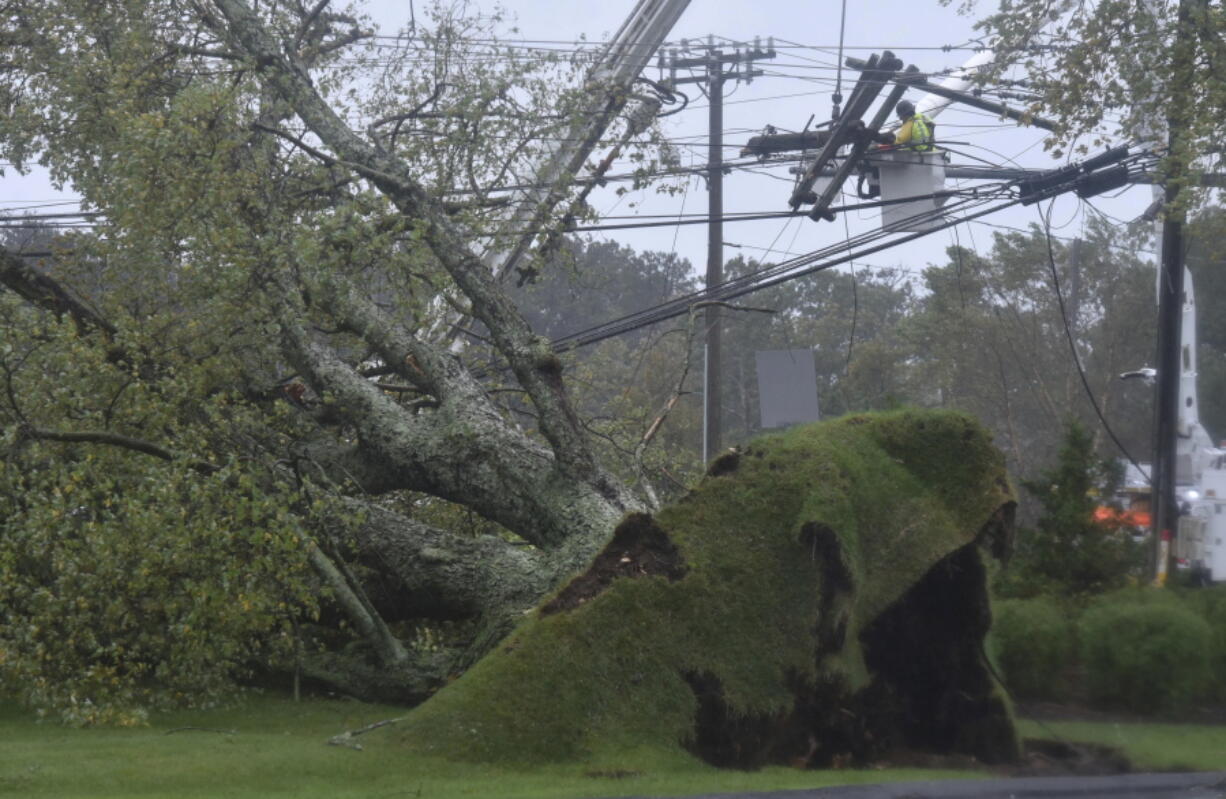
[989,586,1226,714]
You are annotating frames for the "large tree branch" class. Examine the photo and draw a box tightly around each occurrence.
[271,288,632,551]
[17,425,223,473]
[305,539,408,666]
[336,501,556,621]
[15,422,407,668]
[0,249,117,337]
[315,275,460,400]
[299,646,448,705]
[203,0,615,493]
[294,0,333,43]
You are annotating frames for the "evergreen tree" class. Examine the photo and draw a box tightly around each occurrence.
[999,422,1145,597]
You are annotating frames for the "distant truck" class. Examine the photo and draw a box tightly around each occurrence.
[1174,456,1226,584]
[1118,271,1225,584]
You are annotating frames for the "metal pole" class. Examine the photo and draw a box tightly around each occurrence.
[704,49,724,462]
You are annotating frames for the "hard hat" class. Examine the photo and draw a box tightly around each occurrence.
[895,100,915,119]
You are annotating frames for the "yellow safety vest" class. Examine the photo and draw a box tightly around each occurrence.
[906,113,934,151]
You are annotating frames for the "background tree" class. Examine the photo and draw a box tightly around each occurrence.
[716,257,916,446]
[905,221,1154,481]
[1187,205,1226,439]
[511,239,706,498]
[997,421,1146,598]
[944,0,1225,185]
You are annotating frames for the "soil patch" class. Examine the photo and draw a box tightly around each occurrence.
[858,543,1016,765]
[677,541,1019,771]
[1004,738,1132,776]
[706,450,741,477]
[539,513,686,616]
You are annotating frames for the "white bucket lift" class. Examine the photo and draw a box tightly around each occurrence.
[870,149,948,233]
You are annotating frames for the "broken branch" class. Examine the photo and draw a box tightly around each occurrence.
[326,717,407,750]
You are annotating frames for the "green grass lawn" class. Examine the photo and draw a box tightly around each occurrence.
[4,695,1224,799]
[1017,718,1226,772]
[0,693,968,799]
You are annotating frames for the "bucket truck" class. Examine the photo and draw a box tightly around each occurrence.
[785,44,1058,232]
[1122,270,1226,584]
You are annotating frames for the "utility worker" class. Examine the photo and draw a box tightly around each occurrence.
[893,100,934,151]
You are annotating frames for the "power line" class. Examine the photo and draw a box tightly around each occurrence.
[970,218,1156,258]
[548,192,1008,352]
[1039,200,1150,480]
[363,33,1056,56]
[558,185,1003,234]
[0,211,101,224]
[539,146,1157,352]
[368,35,991,50]
[0,199,85,209]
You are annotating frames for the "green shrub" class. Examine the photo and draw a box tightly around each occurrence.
[997,423,1145,599]
[1079,598,1213,713]
[990,598,1074,700]
[1181,585,1226,701]
[1088,586,1185,609]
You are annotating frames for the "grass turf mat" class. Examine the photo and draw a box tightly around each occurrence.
[397,410,1018,768]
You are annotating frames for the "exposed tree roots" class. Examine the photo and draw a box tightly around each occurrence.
[540,513,687,616]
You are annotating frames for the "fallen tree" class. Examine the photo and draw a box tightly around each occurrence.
[0,0,660,718]
[2,2,1018,762]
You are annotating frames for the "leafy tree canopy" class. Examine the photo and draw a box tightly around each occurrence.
[0,0,677,719]
[945,0,1225,193]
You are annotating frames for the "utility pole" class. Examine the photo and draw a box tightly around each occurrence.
[664,37,776,461]
[1151,0,1198,585]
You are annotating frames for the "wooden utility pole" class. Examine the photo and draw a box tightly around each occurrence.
[664,37,775,461]
[705,50,726,463]
[1151,0,1198,584]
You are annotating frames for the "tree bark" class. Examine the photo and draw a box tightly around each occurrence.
[205,0,615,487]
[336,501,557,622]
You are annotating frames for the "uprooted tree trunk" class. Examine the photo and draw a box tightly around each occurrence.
[390,410,1021,769]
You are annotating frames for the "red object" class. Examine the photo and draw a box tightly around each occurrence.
[1162,529,1174,542]
[1093,506,1152,528]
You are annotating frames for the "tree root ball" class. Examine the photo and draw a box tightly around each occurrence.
[395,409,1020,769]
